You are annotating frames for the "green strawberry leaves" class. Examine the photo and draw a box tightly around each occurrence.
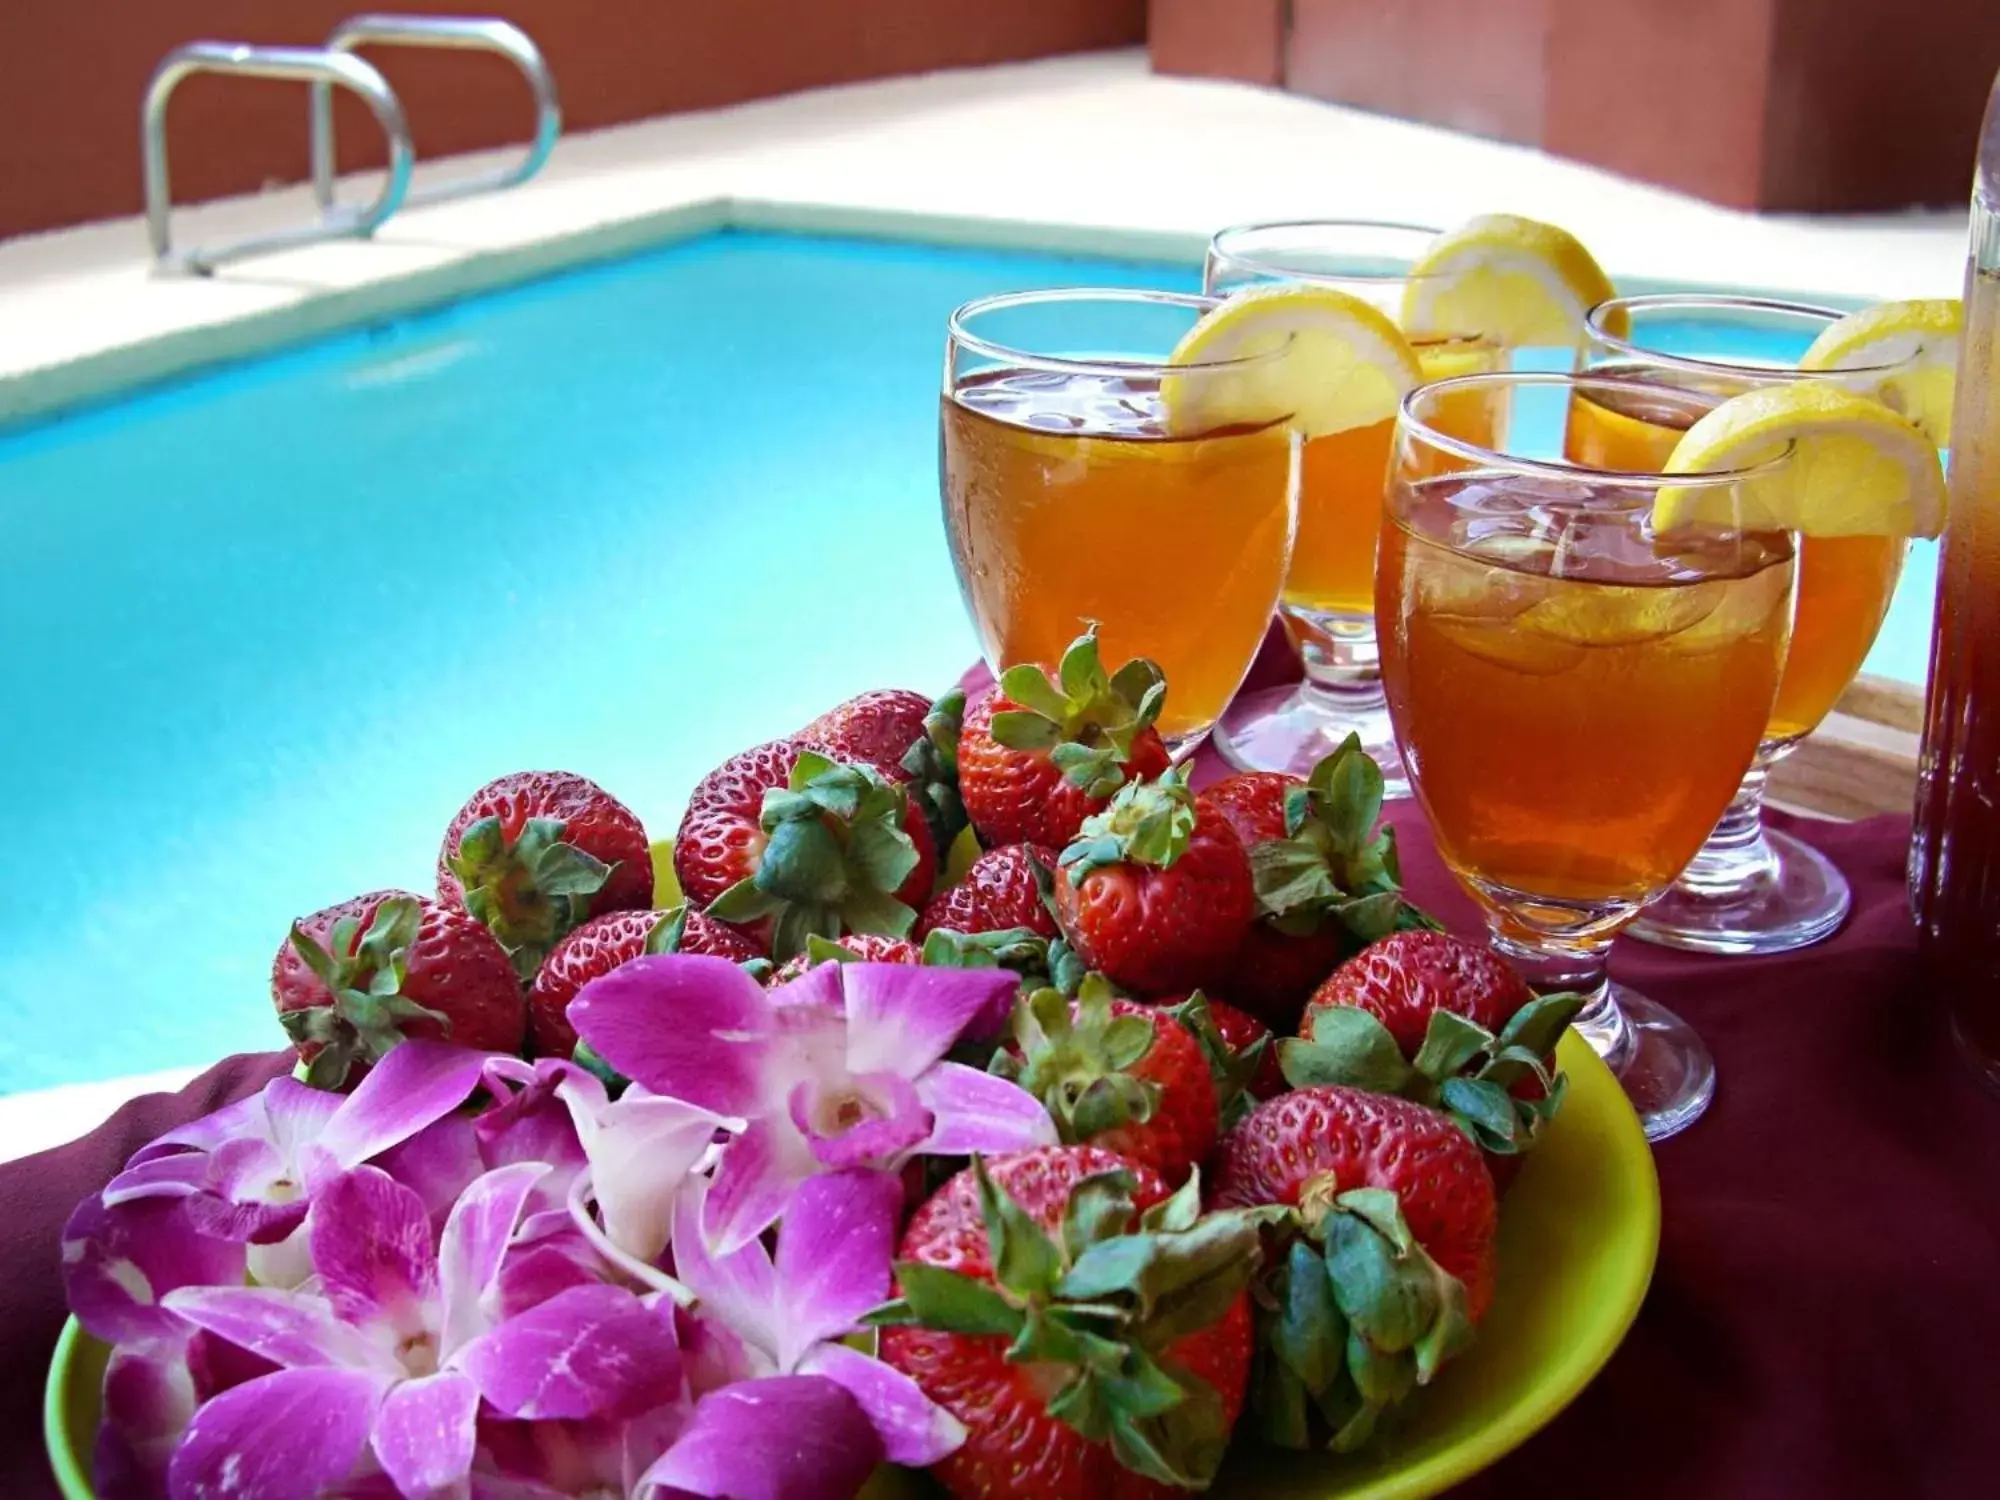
[901,687,968,852]
[1252,1182,1474,1453]
[990,627,1167,795]
[1060,770,1197,882]
[1278,989,1587,1155]
[991,977,1162,1146]
[1173,991,1271,1131]
[867,1157,1270,1489]
[1250,737,1443,946]
[707,750,921,960]
[448,815,613,980]
[282,896,448,1089]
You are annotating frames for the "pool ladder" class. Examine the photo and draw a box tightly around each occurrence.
[143,14,561,276]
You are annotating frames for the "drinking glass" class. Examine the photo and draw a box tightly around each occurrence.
[941,288,1299,753]
[1381,371,1797,1140]
[1570,295,1909,954]
[1202,221,1500,790]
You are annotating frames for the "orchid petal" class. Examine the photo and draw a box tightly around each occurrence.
[62,1195,245,1348]
[316,1041,490,1167]
[700,1117,813,1257]
[582,1088,736,1265]
[168,1366,379,1500]
[309,1167,439,1336]
[840,963,1018,1077]
[635,1375,881,1500]
[494,1235,604,1319]
[163,1286,392,1374]
[246,1225,316,1292]
[439,1163,545,1355]
[788,1072,933,1171]
[458,1283,681,1421]
[475,1060,590,1203]
[771,1169,901,1369]
[374,1369,480,1499]
[569,955,771,1113]
[129,1092,271,1166]
[797,1342,967,1468]
[669,1177,778,1361]
[374,1112,486,1236]
[261,1076,347,1155]
[914,1061,1059,1155]
[677,1309,766,1397]
[180,1137,312,1244]
[565,1172,688,1302]
[95,1342,198,1500]
[101,1153,213,1208]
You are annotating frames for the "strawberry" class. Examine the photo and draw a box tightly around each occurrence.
[1212,1086,1497,1451]
[994,976,1218,1185]
[1164,993,1284,1130]
[674,741,937,961]
[958,629,1171,849]
[801,687,967,852]
[1198,738,1436,1028]
[436,771,652,980]
[1283,931,1583,1160]
[526,905,763,1058]
[874,1148,1268,1498]
[273,890,524,1087]
[1053,772,1255,997]
[916,842,1058,940]
[769,931,923,985]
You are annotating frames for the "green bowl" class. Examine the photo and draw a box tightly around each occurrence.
[46,1031,1657,1499]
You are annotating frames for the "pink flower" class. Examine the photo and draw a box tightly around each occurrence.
[571,956,1053,1252]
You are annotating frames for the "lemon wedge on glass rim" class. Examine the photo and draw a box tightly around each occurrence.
[1799,297,1963,446]
[1652,381,1946,539]
[1400,213,1619,347]
[1158,283,1422,438]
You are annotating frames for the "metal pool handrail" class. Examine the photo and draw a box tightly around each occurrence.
[311,14,561,219]
[142,42,414,276]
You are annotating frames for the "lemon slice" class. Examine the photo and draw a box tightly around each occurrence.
[1400,214,1618,348]
[1159,284,1422,439]
[1653,381,1946,539]
[1799,298,1962,446]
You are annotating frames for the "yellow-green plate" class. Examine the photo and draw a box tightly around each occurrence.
[46,1032,1656,1500]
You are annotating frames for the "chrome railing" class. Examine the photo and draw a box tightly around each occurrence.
[311,15,561,220]
[142,43,413,276]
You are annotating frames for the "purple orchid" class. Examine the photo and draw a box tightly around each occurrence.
[162,1162,680,1498]
[671,1168,964,1467]
[571,956,1054,1251]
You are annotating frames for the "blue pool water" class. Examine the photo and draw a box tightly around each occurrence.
[0,230,1938,1092]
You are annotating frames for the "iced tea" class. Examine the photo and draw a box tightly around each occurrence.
[1378,470,1794,907]
[940,369,1295,744]
[1565,372,1904,744]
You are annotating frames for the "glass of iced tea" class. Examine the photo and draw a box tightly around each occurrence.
[941,289,1299,751]
[1200,221,1501,789]
[1570,295,1910,954]
[1381,371,1796,1139]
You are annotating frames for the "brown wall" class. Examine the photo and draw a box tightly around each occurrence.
[1152,0,2000,211]
[0,0,1146,242]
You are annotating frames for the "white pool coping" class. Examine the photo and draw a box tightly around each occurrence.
[0,49,1972,1160]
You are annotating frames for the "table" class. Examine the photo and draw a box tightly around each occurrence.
[3,781,1996,1497]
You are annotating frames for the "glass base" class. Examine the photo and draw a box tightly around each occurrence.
[1573,980,1716,1142]
[1627,827,1851,956]
[1210,680,1411,793]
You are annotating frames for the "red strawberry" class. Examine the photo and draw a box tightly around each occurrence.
[673,740,937,961]
[957,629,1171,849]
[802,687,967,853]
[878,1147,1264,1499]
[1285,930,1583,1164]
[437,771,651,980]
[1168,994,1286,1121]
[273,890,524,1087]
[769,932,923,985]
[1212,1086,1497,1451]
[527,905,763,1058]
[1053,773,1254,996]
[1197,742,1433,1028]
[916,842,1057,940]
[995,977,1217,1185]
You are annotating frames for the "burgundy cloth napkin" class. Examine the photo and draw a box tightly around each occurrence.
[7,634,1996,1495]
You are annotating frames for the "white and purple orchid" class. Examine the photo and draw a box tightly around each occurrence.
[60,955,1044,1499]
[571,956,1054,1252]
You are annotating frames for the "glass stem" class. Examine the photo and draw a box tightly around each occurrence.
[1671,764,1777,898]
[1292,609,1385,705]
[1489,930,1632,1074]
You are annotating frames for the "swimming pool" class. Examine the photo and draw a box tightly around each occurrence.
[0,228,1938,1093]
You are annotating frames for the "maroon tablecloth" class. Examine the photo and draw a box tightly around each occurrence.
[5,644,1997,1496]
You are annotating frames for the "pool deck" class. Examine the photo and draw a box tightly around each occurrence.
[0,49,1969,1161]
